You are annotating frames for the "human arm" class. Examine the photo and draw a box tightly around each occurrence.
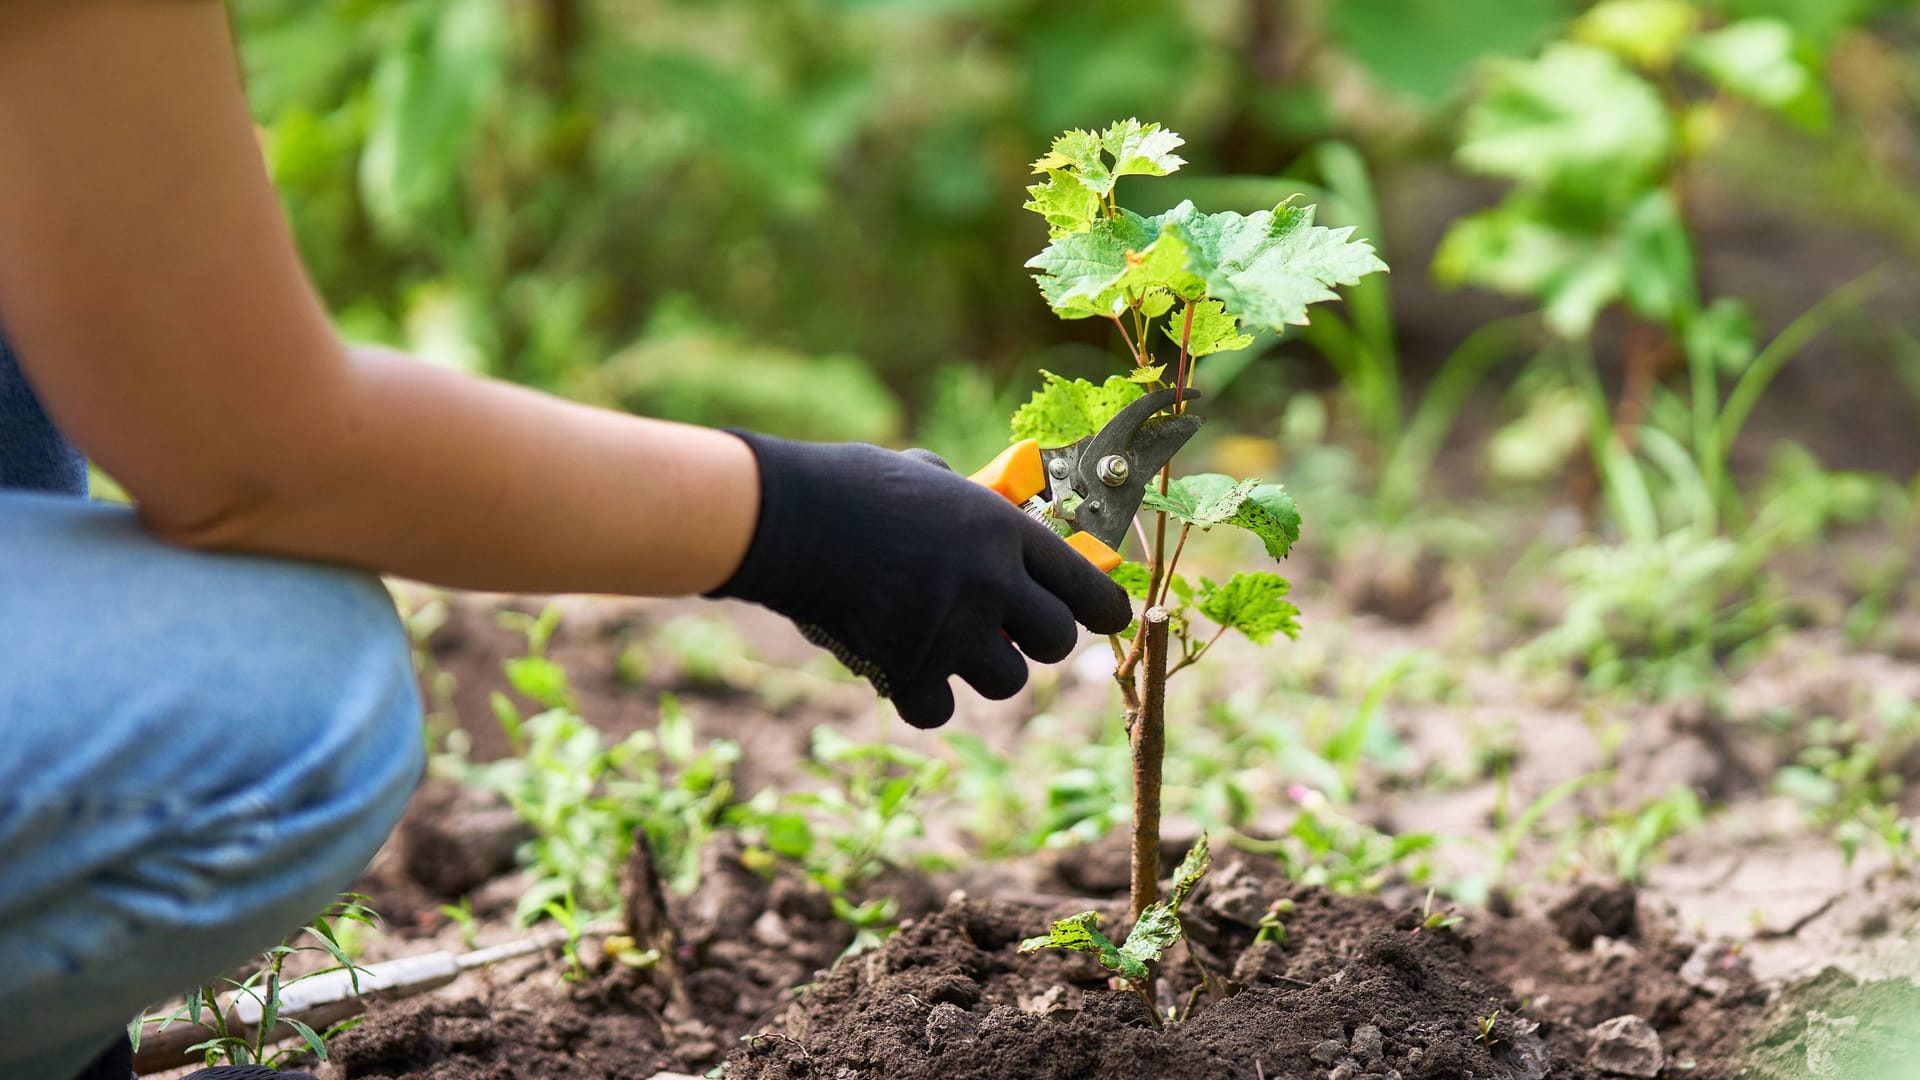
[0,1,1131,726]
[0,0,757,595]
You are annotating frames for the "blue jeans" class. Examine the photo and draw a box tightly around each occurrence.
[0,493,425,1078]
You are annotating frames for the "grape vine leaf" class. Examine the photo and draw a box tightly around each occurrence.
[1197,572,1302,645]
[1572,0,1700,70]
[1030,128,1107,186]
[1127,364,1168,384]
[1009,371,1145,447]
[1166,201,1389,331]
[1103,118,1187,182]
[1024,209,1160,319]
[1023,172,1103,238]
[1114,834,1212,973]
[1142,473,1302,558]
[1110,561,1153,601]
[1165,833,1210,911]
[1018,911,1146,982]
[1165,299,1255,357]
[1020,836,1211,984]
[1456,43,1672,199]
[1111,561,1190,603]
[1027,199,1382,328]
[1686,19,1828,129]
[1030,119,1186,199]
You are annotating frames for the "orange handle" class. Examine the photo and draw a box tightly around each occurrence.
[968,439,1048,504]
[1065,531,1124,573]
[967,440,1123,573]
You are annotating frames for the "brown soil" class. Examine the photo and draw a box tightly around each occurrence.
[323,488,1920,1080]
[333,841,1798,1080]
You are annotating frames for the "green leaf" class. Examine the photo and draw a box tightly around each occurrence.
[1019,911,1148,982]
[1103,118,1187,181]
[1031,128,1110,193]
[1166,833,1211,911]
[1023,171,1102,238]
[505,656,571,710]
[1029,120,1185,199]
[359,0,508,239]
[1572,0,1700,69]
[1112,836,1211,976]
[1110,562,1153,601]
[1127,364,1167,384]
[1433,189,1689,337]
[1009,371,1146,447]
[1026,197,1379,328]
[1142,474,1302,558]
[1685,297,1758,375]
[1143,473,1260,529]
[1687,19,1829,129]
[285,1017,327,1060]
[1457,43,1672,200]
[1197,572,1302,645]
[1163,201,1388,331]
[1328,0,1568,102]
[1166,299,1255,357]
[1024,210,1160,319]
[1117,904,1182,973]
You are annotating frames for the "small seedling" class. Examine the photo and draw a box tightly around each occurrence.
[134,896,380,1068]
[1419,888,1463,932]
[542,888,590,981]
[1254,897,1294,946]
[456,611,742,923]
[440,897,480,950]
[831,896,901,961]
[1020,836,1210,1025]
[1476,1010,1502,1046]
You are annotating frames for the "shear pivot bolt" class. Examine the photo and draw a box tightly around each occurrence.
[1096,455,1130,487]
[1048,458,1070,480]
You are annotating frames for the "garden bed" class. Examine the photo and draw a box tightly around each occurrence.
[276,566,1920,1080]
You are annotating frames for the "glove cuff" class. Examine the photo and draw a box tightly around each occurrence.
[703,428,789,605]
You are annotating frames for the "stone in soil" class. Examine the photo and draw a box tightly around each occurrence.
[1587,1015,1664,1078]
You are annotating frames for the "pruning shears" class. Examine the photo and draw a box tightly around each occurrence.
[968,388,1205,572]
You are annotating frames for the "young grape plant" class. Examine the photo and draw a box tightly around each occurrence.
[1011,119,1386,1009]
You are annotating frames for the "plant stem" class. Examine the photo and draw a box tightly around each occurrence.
[1173,300,1196,413]
[1131,606,1171,920]
[1110,314,1144,367]
[1145,475,1170,603]
[1131,514,1153,556]
[1156,524,1192,608]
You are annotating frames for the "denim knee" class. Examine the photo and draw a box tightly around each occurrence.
[0,501,427,1077]
[165,563,427,900]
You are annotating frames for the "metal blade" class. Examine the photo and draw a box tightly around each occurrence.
[1058,388,1206,551]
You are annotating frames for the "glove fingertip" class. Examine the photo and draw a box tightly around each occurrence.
[1089,580,1135,634]
[891,678,956,729]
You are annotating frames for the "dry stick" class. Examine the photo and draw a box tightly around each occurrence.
[1131,607,1172,920]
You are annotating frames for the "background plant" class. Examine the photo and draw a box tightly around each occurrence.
[134,896,380,1069]
[453,608,741,924]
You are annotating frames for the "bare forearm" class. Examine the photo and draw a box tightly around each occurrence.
[156,345,760,597]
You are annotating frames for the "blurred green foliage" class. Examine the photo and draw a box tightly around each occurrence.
[235,0,1916,442]
[222,2,1513,422]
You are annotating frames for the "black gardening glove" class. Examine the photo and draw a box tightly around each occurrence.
[708,432,1134,728]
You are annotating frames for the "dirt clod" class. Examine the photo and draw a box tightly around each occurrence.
[1549,882,1639,950]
